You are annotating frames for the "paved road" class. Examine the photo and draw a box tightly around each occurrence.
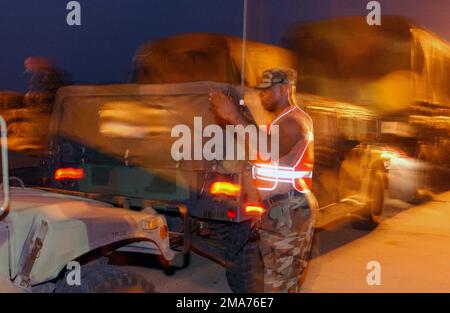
[126,191,450,293]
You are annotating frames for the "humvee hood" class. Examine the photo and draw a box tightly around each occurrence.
[6,187,114,216]
[3,187,174,285]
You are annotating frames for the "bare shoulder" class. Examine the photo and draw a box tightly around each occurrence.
[278,110,305,134]
[276,113,305,152]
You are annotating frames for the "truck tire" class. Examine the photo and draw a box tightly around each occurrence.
[54,264,154,293]
[204,220,229,242]
[351,171,385,231]
[225,221,264,293]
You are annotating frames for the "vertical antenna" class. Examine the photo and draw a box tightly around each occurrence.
[239,0,248,106]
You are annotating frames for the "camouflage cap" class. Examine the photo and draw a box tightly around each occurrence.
[256,68,297,89]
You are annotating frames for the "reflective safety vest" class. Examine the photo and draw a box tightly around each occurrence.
[252,105,314,193]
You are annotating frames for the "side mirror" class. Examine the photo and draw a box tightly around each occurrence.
[0,116,9,218]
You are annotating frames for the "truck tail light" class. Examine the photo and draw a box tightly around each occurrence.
[227,208,237,220]
[209,181,241,197]
[54,168,85,180]
[244,204,265,216]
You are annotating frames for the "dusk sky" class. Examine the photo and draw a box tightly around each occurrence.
[1,0,449,92]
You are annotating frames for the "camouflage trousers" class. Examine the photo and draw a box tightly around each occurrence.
[258,192,316,293]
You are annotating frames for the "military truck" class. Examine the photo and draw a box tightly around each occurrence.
[284,16,450,194]
[42,33,387,293]
[0,115,179,292]
[132,33,389,227]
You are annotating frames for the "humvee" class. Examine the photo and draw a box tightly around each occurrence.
[0,116,179,293]
[42,33,388,293]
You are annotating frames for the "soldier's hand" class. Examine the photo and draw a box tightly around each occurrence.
[208,89,241,124]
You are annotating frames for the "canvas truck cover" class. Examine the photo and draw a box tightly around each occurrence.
[132,33,298,88]
[283,16,450,112]
[48,80,381,205]
[49,82,272,201]
[50,82,376,169]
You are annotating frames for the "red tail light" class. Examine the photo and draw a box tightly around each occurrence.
[227,208,237,220]
[54,168,85,180]
[210,181,241,197]
[244,204,265,215]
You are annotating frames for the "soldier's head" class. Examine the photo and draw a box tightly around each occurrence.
[256,68,297,112]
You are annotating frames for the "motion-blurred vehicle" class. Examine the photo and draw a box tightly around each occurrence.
[42,33,388,292]
[0,116,177,292]
[0,90,52,186]
[284,16,450,195]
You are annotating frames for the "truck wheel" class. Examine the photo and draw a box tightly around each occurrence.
[351,172,385,231]
[225,221,264,293]
[54,264,154,293]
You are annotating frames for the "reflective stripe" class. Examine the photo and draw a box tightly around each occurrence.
[254,165,312,181]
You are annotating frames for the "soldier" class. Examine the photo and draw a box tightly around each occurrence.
[209,68,316,292]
